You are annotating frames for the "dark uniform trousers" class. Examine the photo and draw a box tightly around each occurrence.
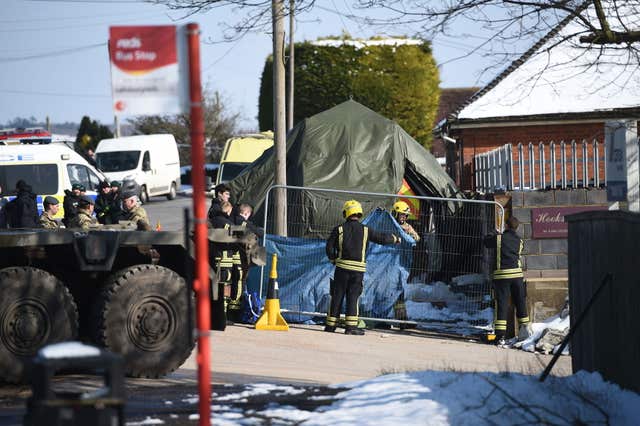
[227,251,244,320]
[327,267,364,329]
[493,277,528,338]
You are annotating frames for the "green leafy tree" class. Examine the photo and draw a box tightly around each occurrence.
[75,116,113,152]
[127,90,239,165]
[258,37,440,148]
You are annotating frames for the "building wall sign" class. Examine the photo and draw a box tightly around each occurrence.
[531,206,608,239]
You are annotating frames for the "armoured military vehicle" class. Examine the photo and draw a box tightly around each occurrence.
[0,225,264,383]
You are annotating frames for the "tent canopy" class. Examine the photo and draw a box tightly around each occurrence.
[228,100,461,237]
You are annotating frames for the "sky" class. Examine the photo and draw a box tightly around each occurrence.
[0,0,498,131]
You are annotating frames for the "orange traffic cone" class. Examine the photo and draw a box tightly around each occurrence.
[155,220,162,231]
[255,254,289,331]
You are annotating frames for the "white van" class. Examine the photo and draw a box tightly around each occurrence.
[95,134,180,203]
[0,144,106,218]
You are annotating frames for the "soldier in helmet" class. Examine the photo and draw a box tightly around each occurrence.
[121,180,152,231]
[68,195,100,230]
[39,196,61,229]
[325,200,401,336]
[94,180,112,224]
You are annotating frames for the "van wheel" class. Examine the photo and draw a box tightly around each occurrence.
[139,185,149,204]
[0,267,78,383]
[166,182,177,200]
[95,265,195,378]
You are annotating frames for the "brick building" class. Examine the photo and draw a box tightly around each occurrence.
[436,5,640,191]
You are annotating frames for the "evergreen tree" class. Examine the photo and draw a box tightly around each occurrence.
[75,116,113,152]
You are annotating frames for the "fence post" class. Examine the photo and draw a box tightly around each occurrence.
[582,139,588,187]
[571,140,578,188]
[603,138,608,187]
[518,143,525,190]
[528,142,535,189]
[539,142,546,189]
[550,141,556,188]
[561,140,567,189]
[507,144,514,190]
[593,140,600,187]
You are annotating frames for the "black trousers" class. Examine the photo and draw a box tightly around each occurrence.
[327,267,363,329]
[493,277,528,337]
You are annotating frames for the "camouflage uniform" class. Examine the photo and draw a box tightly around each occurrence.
[69,210,99,230]
[39,212,60,229]
[126,205,152,231]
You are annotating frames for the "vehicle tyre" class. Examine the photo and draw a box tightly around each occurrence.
[96,265,195,378]
[139,185,149,204]
[0,267,78,383]
[166,182,177,200]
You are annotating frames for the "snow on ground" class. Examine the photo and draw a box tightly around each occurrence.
[163,371,639,425]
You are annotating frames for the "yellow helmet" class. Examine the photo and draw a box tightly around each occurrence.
[343,200,363,218]
[392,201,411,217]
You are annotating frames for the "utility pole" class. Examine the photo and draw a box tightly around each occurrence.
[287,0,295,131]
[114,115,121,138]
[273,0,287,236]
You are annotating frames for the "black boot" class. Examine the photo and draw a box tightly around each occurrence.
[345,327,365,336]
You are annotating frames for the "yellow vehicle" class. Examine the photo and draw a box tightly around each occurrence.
[216,131,273,185]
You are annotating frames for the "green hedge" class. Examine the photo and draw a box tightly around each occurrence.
[258,38,440,148]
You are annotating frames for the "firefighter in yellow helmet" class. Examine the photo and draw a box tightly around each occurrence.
[392,201,420,242]
[325,200,401,335]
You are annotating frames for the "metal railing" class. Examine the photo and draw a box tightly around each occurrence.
[474,140,606,192]
[256,185,504,336]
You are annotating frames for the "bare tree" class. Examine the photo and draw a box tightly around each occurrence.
[351,1,640,86]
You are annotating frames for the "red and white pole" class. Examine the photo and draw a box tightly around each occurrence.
[187,22,211,426]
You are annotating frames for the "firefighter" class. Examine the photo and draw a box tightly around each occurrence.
[392,201,420,241]
[210,201,239,322]
[325,200,401,335]
[483,216,531,346]
[39,196,61,229]
[390,200,421,330]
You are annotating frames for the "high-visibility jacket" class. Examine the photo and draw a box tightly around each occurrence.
[326,218,399,272]
[211,214,236,268]
[484,228,524,280]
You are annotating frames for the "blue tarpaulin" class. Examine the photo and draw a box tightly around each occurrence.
[252,209,417,321]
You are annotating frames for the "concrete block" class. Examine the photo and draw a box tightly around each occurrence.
[524,270,542,279]
[523,191,555,206]
[524,255,557,270]
[555,189,587,205]
[512,207,531,223]
[522,239,539,255]
[540,269,568,279]
[510,191,524,207]
[525,279,568,322]
[557,254,568,269]
[540,239,568,254]
[586,189,608,204]
[521,223,532,239]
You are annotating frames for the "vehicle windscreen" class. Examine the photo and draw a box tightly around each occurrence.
[0,164,58,195]
[96,151,141,172]
[219,162,248,182]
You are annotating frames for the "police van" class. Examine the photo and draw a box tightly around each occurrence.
[0,144,106,218]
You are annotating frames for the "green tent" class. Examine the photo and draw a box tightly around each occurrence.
[228,100,462,237]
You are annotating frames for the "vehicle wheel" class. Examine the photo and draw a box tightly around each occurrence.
[95,265,195,378]
[166,182,177,200]
[0,267,78,383]
[139,185,149,204]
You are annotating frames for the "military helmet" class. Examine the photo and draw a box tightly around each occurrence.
[121,179,140,199]
[392,201,411,218]
[342,200,363,218]
[78,195,95,207]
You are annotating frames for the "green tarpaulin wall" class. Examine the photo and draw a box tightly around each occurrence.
[228,100,462,238]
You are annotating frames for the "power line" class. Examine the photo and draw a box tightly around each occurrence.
[0,42,106,63]
[0,11,176,32]
[0,88,110,98]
